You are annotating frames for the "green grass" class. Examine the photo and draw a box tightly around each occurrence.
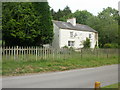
[102,82,120,88]
[2,53,118,76]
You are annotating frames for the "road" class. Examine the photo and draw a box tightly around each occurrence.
[2,64,119,88]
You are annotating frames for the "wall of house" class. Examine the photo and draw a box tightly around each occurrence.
[59,29,98,49]
[52,23,60,49]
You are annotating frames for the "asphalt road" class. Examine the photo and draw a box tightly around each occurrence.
[2,64,119,88]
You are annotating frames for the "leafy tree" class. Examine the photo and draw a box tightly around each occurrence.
[32,2,53,46]
[86,7,118,48]
[59,10,93,25]
[2,2,53,46]
[73,10,93,24]
[51,6,72,21]
[83,38,90,48]
[62,6,72,17]
[51,9,56,19]
[98,7,119,21]
[59,13,73,21]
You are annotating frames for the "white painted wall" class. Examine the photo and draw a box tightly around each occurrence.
[52,24,98,49]
[52,23,60,49]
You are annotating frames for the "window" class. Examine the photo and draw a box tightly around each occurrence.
[70,32,73,37]
[68,41,75,46]
[74,33,77,37]
[89,34,91,38]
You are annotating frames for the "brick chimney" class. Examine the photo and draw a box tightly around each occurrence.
[67,18,76,26]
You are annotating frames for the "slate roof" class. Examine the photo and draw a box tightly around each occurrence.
[53,20,97,33]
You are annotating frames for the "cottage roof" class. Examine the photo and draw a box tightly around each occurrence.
[53,20,97,33]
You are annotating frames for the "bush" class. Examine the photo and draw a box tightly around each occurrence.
[83,38,90,48]
[69,47,74,51]
[104,43,118,48]
[104,43,112,48]
[63,46,69,49]
[111,43,118,48]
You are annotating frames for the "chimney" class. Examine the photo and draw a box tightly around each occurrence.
[67,18,76,26]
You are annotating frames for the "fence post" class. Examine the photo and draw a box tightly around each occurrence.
[53,49,54,60]
[96,49,99,59]
[107,49,109,58]
[63,48,66,60]
[17,46,19,60]
[36,46,37,61]
[21,46,23,60]
[2,47,4,58]
[5,46,7,59]
[42,47,44,60]
[81,49,82,59]
[11,46,13,60]
[45,47,46,60]
[8,46,10,59]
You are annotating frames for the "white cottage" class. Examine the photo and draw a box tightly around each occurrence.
[52,18,98,49]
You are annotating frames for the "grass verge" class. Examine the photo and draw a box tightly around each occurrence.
[2,55,118,76]
[102,82,120,88]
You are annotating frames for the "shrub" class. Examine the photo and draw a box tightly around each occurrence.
[69,47,74,51]
[63,45,69,49]
[111,43,118,48]
[83,38,90,48]
[104,43,118,48]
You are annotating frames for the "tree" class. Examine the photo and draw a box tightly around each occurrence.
[62,6,72,17]
[51,6,72,21]
[2,2,53,46]
[51,9,56,19]
[83,38,90,48]
[73,10,93,24]
[59,10,93,25]
[86,7,118,48]
[32,2,53,46]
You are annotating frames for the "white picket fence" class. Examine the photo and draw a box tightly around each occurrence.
[2,46,71,61]
[1,46,118,61]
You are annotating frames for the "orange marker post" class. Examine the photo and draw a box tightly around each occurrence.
[95,81,101,90]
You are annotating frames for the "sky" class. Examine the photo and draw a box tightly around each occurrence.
[48,0,119,16]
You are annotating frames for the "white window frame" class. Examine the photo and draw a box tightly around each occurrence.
[68,41,75,46]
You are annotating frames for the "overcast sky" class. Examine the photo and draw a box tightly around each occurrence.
[48,0,119,16]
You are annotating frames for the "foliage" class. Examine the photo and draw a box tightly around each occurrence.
[32,2,53,45]
[103,43,112,48]
[69,47,74,51]
[72,10,93,24]
[83,38,90,48]
[51,6,72,21]
[62,45,69,49]
[104,43,118,48]
[86,7,118,48]
[2,2,53,46]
